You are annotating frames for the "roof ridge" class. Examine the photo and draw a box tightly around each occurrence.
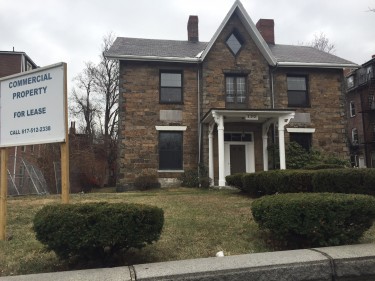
[117,37,209,44]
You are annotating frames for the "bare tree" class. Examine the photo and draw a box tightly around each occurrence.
[69,33,119,186]
[93,33,119,186]
[308,32,335,54]
[94,33,119,141]
[70,62,101,142]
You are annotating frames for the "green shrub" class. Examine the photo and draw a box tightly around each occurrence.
[240,169,375,197]
[312,169,375,195]
[179,164,211,188]
[33,202,164,263]
[268,142,349,169]
[304,164,346,170]
[242,173,262,197]
[134,174,161,190]
[251,193,375,248]
[226,173,244,189]
[242,170,315,197]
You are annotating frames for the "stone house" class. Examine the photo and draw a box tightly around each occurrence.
[106,1,357,188]
[346,55,375,167]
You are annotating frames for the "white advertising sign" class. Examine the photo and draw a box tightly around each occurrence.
[0,62,66,147]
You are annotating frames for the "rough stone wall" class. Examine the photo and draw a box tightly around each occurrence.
[274,68,349,158]
[201,13,271,115]
[117,61,199,187]
[200,13,272,172]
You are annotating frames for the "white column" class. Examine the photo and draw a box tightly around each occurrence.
[278,120,286,170]
[262,121,272,171]
[213,112,225,187]
[278,114,295,170]
[208,123,214,186]
[218,117,225,187]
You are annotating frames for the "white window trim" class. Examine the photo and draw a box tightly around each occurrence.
[286,128,316,133]
[155,126,187,131]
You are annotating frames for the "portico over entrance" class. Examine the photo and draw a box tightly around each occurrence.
[202,109,295,187]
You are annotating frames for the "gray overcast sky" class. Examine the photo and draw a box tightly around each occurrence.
[1,0,374,90]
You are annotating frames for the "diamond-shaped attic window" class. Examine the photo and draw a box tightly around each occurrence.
[226,33,242,55]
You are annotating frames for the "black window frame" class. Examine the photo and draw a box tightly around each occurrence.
[289,132,312,151]
[225,75,247,108]
[287,75,310,107]
[158,131,183,170]
[159,70,183,104]
[225,29,244,56]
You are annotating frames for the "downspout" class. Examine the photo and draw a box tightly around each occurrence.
[197,63,201,165]
[270,63,278,109]
[270,64,278,168]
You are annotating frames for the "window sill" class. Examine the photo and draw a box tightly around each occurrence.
[287,105,311,108]
[159,102,184,105]
[158,170,184,173]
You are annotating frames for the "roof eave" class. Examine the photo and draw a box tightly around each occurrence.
[277,62,359,69]
[105,54,200,63]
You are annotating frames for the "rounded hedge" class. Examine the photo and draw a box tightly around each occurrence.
[33,202,164,261]
[229,169,375,197]
[251,193,375,248]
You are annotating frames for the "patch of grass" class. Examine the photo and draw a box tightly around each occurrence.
[0,188,374,276]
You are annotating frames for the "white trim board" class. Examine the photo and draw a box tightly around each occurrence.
[286,128,316,133]
[155,126,187,131]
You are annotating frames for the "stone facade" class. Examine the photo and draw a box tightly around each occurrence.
[115,5,352,188]
[117,61,199,187]
[274,68,348,158]
[201,13,271,114]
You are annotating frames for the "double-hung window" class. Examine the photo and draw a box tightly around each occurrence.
[159,131,183,170]
[160,71,183,104]
[350,101,356,117]
[352,128,359,145]
[287,76,309,107]
[226,76,246,107]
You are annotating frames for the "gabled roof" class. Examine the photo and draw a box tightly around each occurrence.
[105,0,358,69]
[200,0,276,65]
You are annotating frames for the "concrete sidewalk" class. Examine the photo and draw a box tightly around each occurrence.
[1,243,375,280]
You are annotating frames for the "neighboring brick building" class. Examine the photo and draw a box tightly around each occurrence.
[0,51,46,194]
[346,55,375,167]
[106,1,357,188]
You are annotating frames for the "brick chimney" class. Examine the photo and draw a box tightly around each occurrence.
[187,15,199,42]
[256,19,275,45]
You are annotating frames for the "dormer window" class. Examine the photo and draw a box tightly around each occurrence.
[226,31,244,56]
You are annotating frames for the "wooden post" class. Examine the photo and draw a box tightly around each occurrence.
[61,142,69,203]
[0,148,8,240]
[61,63,69,204]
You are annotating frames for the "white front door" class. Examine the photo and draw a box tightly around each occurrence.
[224,137,255,177]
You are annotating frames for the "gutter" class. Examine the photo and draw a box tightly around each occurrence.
[104,54,200,63]
[277,62,359,69]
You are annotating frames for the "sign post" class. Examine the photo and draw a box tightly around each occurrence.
[0,148,8,240]
[0,62,69,240]
[61,63,69,204]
